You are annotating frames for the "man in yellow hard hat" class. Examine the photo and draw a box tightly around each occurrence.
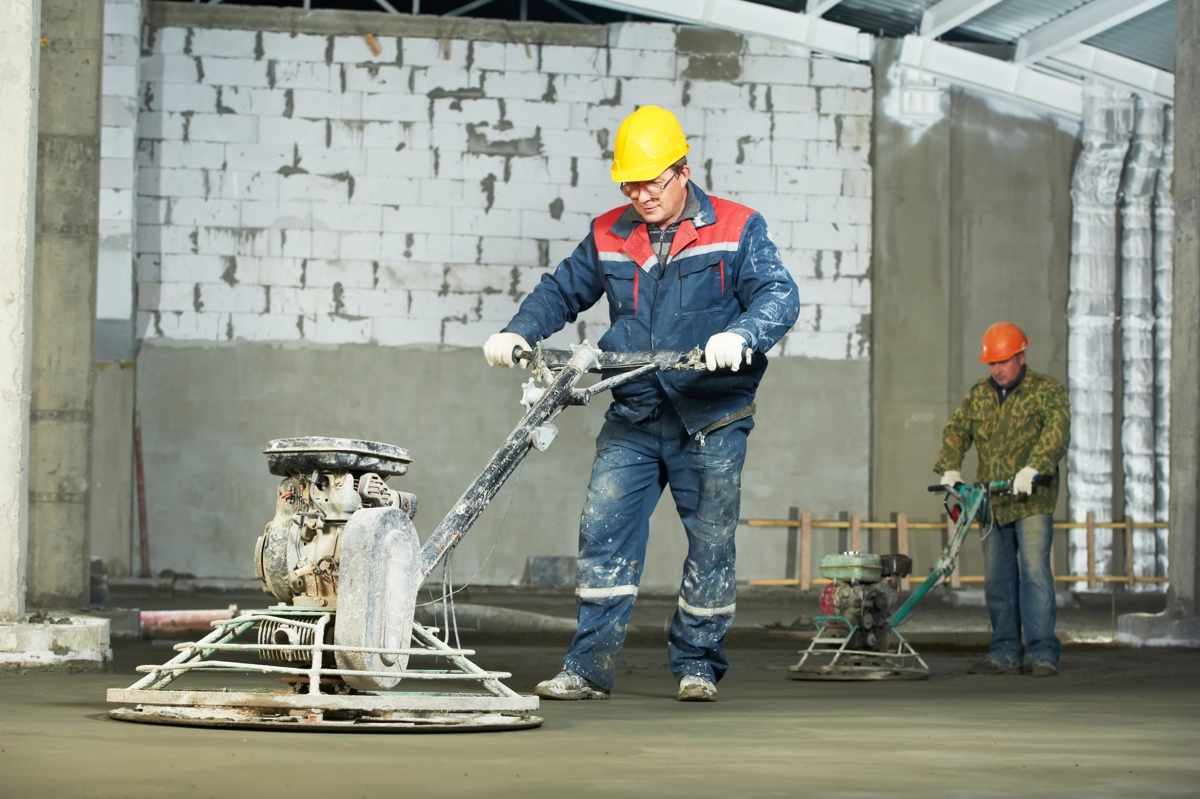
[483,106,799,701]
[935,322,1070,677]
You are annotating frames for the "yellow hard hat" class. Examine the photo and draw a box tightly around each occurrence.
[611,105,690,183]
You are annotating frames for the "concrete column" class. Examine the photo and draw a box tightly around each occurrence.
[0,0,110,671]
[27,0,104,608]
[0,0,42,622]
[1120,0,1200,644]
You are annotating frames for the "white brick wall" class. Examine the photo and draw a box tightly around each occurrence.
[97,0,143,323]
[135,25,874,361]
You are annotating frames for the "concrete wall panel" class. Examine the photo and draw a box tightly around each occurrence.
[89,361,134,578]
[871,43,1077,578]
[135,342,867,587]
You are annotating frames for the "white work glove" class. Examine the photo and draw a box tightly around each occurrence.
[1013,466,1039,496]
[940,470,961,487]
[704,332,752,372]
[483,332,530,368]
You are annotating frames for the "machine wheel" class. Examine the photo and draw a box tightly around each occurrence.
[334,507,422,691]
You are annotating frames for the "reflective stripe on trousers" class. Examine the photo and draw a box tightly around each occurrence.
[562,404,750,690]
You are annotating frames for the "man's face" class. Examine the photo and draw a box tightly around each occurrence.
[622,165,691,227]
[988,351,1025,387]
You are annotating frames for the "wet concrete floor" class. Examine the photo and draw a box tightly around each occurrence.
[1,639,1197,798]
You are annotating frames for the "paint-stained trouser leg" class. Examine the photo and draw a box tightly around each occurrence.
[562,420,666,691]
[665,415,750,685]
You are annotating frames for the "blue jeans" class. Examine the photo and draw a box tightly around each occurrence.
[561,404,751,691]
[981,513,1061,667]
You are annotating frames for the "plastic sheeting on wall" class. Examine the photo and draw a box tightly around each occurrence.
[1153,107,1174,578]
[1119,98,1164,590]
[1067,81,1134,584]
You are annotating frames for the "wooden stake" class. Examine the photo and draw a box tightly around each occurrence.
[1125,516,1135,590]
[800,509,812,591]
[1086,511,1097,591]
[850,513,861,553]
[897,513,910,591]
[786,506,799,581]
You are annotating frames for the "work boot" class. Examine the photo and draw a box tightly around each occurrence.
[534,670,610,700]
[1030,660,1059,678]
[677,675,717,702]
[966,657,1022,675]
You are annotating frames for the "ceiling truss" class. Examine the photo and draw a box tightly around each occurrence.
[191,0,1174,115]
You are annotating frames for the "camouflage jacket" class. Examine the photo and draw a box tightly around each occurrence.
[934,368,1070,526]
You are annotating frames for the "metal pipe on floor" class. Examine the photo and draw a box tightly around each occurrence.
[140,605,239,638]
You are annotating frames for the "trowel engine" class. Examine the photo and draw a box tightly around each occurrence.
[252,438,418,669]
[818,553,913,651]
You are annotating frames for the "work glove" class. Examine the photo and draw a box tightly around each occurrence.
[483,332,530,368]
[704,332,752,372]
[1013,466,1039,496]
[940,470,961,487]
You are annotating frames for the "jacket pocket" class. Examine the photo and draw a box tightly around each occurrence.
[678,255,725,316]
[603,260,638,318]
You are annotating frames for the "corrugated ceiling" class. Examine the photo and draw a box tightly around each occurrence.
[955,0,1092,42]
[1086,0,1175,72]
[821,0,934,38]
[795,0,1174,72]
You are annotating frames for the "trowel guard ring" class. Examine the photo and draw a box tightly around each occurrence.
[264,437,412,478]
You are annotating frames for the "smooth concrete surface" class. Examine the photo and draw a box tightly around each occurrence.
[0,0,42,621]
[28,0,103,608]
[1123,0,1200,640]
[871,42,1078,579]
[2,640,1198,797]
[133,342,868,587]
[89,361,134,578]
[0,615,111,672]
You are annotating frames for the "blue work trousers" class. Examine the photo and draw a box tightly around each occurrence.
[562,404,751,691]
[981,513,1061,667]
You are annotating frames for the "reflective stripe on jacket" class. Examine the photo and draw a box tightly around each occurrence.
[502,183,800,434]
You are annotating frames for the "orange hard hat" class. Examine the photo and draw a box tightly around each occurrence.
[979,322,1029,363]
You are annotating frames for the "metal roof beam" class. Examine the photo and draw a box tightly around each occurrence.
[900,35,1083,116]
[919,0,1006,39]
[568,0,874,62]
[808,0,848,17]
[1046,43,1174,101]
[1014,0,1171,64]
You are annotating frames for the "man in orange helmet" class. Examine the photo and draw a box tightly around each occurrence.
[482,106,799,701]
[935,322,1070,677]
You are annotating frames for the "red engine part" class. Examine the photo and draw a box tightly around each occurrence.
[820,583,837,616]
[949,505,962,523]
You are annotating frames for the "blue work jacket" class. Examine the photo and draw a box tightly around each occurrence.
[503,183,800,434]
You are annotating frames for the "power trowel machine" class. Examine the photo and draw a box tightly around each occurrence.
[789,478,1012,681]
[107,343,707,731]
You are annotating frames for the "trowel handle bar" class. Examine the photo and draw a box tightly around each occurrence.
[525,348,697,372]
[927,479,1013,493]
